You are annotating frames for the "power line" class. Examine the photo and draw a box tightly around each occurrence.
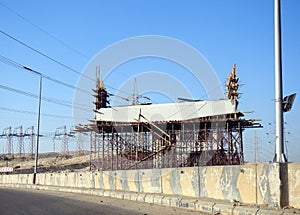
[0,84,92,112]
[0,30,94,82]
[0,32,159,100]
[0,30,218,102]
[0,106,89,120]
[0,55,91,95]
[0,31,145,99]
[0,30,218,104]
[0,54,137,102]
[0,2,88,60]
[0,56,142,112]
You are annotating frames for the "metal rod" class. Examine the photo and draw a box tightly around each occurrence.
[89,131,92,170]
[111,127,114,170]
[34,75,42,183]
[274,0,287,162]
[102,128,104,170]
[238,121,244,164]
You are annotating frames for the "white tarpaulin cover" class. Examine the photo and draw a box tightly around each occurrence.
[95,100,236,123]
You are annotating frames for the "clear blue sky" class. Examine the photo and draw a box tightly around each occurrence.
[0,0,299,162]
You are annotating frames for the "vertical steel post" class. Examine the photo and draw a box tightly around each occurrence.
[34,75,42,183]
[102,127,104,170]
[238,121,244,164]
[111,127,114,170]
[89,131,92,170]
[274,0,287,162]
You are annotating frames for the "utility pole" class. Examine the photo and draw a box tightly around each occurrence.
[274,0,287,162]
[23,66,43,183]
[34,74,42,182]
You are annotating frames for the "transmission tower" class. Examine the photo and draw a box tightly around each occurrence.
[254,131,260,163]
[14,126,25,157]
[76,132,84,155]
[25,126,35,158]
[3,127,13,155]
[55,126,69,155]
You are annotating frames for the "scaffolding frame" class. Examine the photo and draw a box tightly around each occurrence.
[72,64,262,171]
[73,113,261,171]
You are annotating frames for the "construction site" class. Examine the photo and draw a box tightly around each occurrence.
[0,65,262,173]
[73,65,262,171]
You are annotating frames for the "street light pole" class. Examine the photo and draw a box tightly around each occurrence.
[34,74,42,183]
[274,0,287,162]
[23,66,43,183]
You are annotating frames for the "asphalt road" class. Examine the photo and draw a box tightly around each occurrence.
[0,188,200,215]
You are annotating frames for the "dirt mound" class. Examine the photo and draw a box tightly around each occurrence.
[0,151,91,174]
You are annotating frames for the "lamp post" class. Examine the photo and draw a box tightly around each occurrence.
[23,66,42,183]
[274,0,287,162]
[34,74,42,181]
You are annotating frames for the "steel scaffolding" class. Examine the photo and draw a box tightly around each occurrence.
[72,64,262,171]
[73,113,261,171]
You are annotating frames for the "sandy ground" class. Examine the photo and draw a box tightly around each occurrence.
[0,151,92,173]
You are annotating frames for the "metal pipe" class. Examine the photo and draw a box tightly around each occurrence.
[34,75,42,182]
[89,131,92,170]
[274,0,287,162]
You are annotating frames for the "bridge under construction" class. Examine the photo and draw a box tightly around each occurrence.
[73,65,262,171]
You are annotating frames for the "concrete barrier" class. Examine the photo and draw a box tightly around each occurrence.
[0,162,299,210]
[161,167,199,197]
[140,168,162,193]
[198,163,282,206]
[287,163,300,209]
[115,170,138,192]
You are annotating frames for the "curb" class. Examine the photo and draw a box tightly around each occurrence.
[0,184,296,215]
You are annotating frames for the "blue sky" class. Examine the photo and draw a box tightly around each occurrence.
[0,0,299,162]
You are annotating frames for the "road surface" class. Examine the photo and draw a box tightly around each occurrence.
[0,188,201,215]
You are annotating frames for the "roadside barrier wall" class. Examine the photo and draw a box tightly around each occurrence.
[286,163,300,209]
[0,162,298,209]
